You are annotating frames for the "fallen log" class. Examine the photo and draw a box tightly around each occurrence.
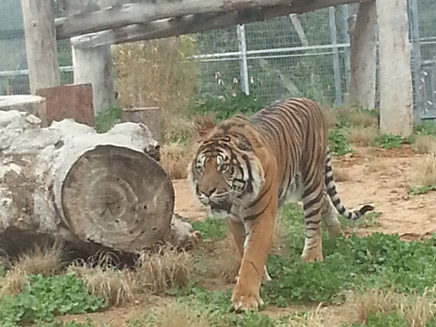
[0,110,175,255]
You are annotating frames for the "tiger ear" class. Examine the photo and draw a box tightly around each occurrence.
[194,114,215,139]
[236,135,251,151]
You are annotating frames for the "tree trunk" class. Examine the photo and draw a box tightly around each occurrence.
[348,0,377,110]
[0,110,174,255]
[377,0,413,136]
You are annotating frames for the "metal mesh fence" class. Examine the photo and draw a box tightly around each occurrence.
[0,0,435,119]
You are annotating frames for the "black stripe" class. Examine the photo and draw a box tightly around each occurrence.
[303,197,320,211]
[244,197,272,221]
[304,208,321,219]
[325,174,334,185]
[245,181,272,210]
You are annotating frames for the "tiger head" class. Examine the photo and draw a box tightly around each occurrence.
[188,119,266,216]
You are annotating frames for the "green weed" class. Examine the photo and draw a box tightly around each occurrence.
[191,218,227,241]
[409,184,436,195]
[414,121,436,136]
[328,128,353,156]
[94,107,122,133]
[372,134,411,149]
[0,273,106,326]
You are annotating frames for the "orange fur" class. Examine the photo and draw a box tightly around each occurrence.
[189,98,373,311]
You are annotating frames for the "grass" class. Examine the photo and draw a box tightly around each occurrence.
[413,135,436,154]
[67,261,135,306]
[347,126,378,146]
[346,289,436,327]
[372,134,410,149]
[410,154,436,194]
[10,242,66,276]
[135,245,193,294]
[160,141,192,179]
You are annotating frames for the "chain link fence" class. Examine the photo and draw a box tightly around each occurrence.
[0,0,435,118]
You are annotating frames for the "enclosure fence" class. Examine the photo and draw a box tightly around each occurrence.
[0,0,435,119]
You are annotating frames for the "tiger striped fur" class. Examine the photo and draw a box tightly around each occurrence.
[188,98,374,312]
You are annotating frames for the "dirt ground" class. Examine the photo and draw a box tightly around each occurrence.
[61,145,436,326]
[174,145,436,240]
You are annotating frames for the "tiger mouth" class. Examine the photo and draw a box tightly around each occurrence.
[210,201,232,213]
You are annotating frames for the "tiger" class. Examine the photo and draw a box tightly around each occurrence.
[188,97,374,312]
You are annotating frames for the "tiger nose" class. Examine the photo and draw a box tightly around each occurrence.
[201,187,216,197]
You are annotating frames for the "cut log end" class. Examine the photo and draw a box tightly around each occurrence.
[62,145,174,252]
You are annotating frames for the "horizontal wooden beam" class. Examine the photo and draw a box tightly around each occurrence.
[71,0,364,48]
[56,0,291,40]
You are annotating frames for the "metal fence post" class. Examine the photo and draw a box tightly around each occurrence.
[237,24,250,95]
[408,0,423,121]
[329,6,342,105]
[340,4,351,92]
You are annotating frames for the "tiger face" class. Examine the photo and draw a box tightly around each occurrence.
[189,131,265,216]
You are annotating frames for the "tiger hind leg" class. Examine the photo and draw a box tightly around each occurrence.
[300,188,324,262]
[321,193,344,238]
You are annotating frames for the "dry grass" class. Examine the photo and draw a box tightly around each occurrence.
[11,242,65,276]
[332,167,351,182]
[413,135,436,154]
[411,154,436,187]
[321,106,338,130]
[112,36,198,144]
[160,141,193,180]
[346,126,378,146]
[282,304,327,327]
[348,289,436,327]
[67,253,135,306]
[132,303,209,327]
[337,106,377,128]
[0,269,28,296]
[135,245,193,294]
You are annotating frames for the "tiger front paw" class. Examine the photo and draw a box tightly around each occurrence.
[231,285,264,312]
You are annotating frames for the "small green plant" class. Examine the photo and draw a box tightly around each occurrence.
[409,184,436,195]
[94,107,122,133]
[0,273,106,326]
[414,121,436,136]
[328,128,353,156]
[191,217,227,241]
[372,134,410,149]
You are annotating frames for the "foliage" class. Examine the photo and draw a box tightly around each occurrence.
[328,127,353,156]
[191,218,227,241]
[372,134,411,149]
[339,211,382,230]
[414,121,436,136]
[0,273,106,326]
[190,92,266,122]
[409,184,436,195]
[259,204,436,307]
[94,107,122,133]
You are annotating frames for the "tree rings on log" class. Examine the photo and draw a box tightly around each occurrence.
[61,145,174,252]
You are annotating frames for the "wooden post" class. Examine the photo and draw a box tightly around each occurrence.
[122,107,161,143]
[72,42,115,112]
[377,0,413,137]
[348,0,377,110]
[20,0,60,94]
